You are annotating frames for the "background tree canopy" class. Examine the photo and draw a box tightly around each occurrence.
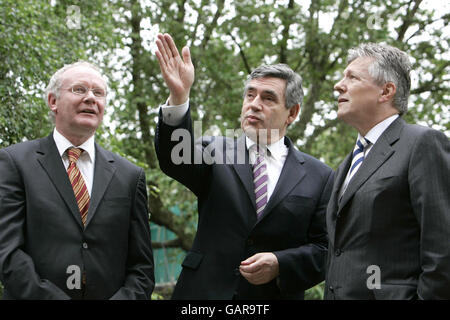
[1,0,449,299]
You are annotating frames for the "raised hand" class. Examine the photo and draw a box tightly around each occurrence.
[155,33,195,105]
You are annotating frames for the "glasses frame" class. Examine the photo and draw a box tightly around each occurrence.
[63,84,107,98]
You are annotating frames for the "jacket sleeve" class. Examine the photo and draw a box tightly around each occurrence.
[154,106,211,197]
[0,148,71,299]
[410,129,450,299]
[274,168,334,295]
[110,169,155,300]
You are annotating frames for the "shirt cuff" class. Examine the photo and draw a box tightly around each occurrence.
[160,99,189,126]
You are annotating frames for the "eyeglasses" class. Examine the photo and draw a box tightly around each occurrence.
[66,84,107,98]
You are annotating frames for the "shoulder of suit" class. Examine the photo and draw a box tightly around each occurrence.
[401,121,447,140]
[96,144,142,172]
[1,137,43,156]
[289,144,333,173]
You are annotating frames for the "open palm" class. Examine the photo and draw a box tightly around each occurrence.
[155,33,195,105]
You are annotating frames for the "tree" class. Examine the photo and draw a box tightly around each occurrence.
[0,0,121,148]
[1,0,449,299]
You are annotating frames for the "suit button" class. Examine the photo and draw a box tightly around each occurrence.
[329,286,334,292]
[82,242,88,249]
[335,248,342,256]
[246,238,254,246]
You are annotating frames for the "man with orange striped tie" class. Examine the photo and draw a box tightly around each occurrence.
[0,62,154,299]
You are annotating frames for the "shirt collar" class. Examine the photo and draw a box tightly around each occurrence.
[53,128,95,163]
[360,114,399,145]
[245,135,287,161]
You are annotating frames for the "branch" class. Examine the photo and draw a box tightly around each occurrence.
[228,31,252,74]
[200,0,225,50]
[279,0,295,64]
[303,118,340,152]
[147,182,194,251]
[397,0,423,42]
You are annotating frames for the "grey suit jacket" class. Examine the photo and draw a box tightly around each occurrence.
[0,133,154,299]
[325,117,450,299]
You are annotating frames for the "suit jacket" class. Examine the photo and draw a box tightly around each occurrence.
[0,133,154,299]
[155,108,334,299]
[325,117,450,300]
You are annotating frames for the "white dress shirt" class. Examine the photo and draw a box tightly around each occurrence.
[339,114,399,198]
[246,136,288,202]
[53,129,95,196]
[160,100,289,201]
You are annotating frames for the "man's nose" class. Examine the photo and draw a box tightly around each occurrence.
[83,90,97,102]
[334,79,345,93]
[249,95,263,110]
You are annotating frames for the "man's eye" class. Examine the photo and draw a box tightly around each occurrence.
[73,86,86,94]
[92,89,105,97]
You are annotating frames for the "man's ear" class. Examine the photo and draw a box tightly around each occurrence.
[286,104,300,125]
[48,93,58,113]
[379,82,396,103]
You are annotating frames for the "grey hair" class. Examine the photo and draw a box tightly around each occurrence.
[243,63,304,109]
[45,61,108,123]
[44,61,108,104]
[348,43,411,115]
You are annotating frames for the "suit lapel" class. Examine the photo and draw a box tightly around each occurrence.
[85,144,116,227]
[328,153,352,216]
[257,137,306,222]
[230,135,256,211]
[36,134,84,229]
[337,117,404,214]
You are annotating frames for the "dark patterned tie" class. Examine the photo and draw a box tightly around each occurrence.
[66,148,90,226]
[253,146,268,217]
[348,137,371,181]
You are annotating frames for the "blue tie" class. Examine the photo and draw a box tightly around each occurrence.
[349,137,371,180]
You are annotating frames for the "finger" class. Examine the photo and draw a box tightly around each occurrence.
[165,33,181,59]
[155,38,170,65]
[239,261,261,273]
[241,253,260,265]
[181,46,192,66]
[240,269,262,285]
[155,50,168,74]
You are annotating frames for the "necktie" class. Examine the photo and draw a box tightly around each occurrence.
[67,148,90,226]
[348,137,371,182]
[253,146,268,217]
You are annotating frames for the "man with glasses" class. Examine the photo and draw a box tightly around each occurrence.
[0,61,154,299]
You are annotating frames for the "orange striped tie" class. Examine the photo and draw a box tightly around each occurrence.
[67,148,90,226]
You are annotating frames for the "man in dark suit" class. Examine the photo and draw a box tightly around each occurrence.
[325,43,450,299]
[154,33,334,299]
[0,61,154,299]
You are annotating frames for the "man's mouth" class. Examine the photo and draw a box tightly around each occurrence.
[246,115,261,121]
[338,98,348,103]
[80,109,96,114]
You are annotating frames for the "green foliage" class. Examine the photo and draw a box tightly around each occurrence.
[305,282,325,300]
[1,0,449,300]
[0,0,121,147]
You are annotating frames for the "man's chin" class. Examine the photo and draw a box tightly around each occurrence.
[242,126,273,145]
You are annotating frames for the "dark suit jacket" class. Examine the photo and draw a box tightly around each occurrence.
[0,133,154,299]
[325,117,450,300]
[155,108,334,299]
